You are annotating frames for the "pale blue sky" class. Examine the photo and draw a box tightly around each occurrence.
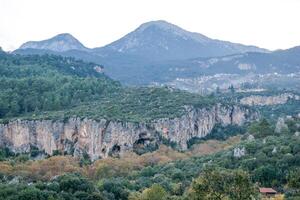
[1,0,300,51]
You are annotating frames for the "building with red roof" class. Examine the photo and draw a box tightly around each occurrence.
[259,188,277,198]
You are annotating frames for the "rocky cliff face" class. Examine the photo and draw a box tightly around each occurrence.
[0,104,256,161]
[240,93,300,106]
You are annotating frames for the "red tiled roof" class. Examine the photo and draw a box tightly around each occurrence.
[259,188,277,194]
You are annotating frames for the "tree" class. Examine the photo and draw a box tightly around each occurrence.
[286,169,300,199]
[128,192,142,200]
[9,100,20,115]
[17,187,46,200]
[248,119,273,138]
[253,165,278,187]
[228,85,235,94]
[0,100,9,117]
[288,169,300,189]
[215,87,221,94]
[98,178,130,200]
[57,173,94,193]
[189,168,257,200]
[227,170,258,200]
[140,184,168,200]
[189,169,230,200]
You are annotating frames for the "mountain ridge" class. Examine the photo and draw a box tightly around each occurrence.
[13,20,300,86]
[17,20,269,59]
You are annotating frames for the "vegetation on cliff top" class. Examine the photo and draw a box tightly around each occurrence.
[0,53,216,123]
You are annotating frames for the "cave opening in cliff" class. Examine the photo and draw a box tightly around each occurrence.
[133,137,158,155]
[112,144,121,152]
[109,144,121,157]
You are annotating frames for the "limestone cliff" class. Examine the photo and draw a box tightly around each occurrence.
[240,93,300,106]
[0,104,256,160]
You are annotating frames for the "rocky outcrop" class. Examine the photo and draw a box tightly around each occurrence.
[272,147,277,154]
[275,117,288,133]
[0,104,256,161]
[247,134,255,141]
[240,93,300,106]
[233,147,246,158]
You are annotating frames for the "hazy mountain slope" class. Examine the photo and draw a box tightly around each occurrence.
[178,47,300,75]
[13,47,153,84]
[13,21,300,86]
[94,20,268,60]
[13,45,300,85]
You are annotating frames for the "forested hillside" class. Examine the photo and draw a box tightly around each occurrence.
[0,53,120,119]
[0,53,216,122]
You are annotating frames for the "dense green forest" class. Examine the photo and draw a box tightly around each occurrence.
[0,53,215,122]
[0,53,119,119]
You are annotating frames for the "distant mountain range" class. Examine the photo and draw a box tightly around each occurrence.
[13,20,300,85]
[169,46,300,75]
[17,20,268,58]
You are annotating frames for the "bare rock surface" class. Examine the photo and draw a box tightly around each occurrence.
[233,147,246,158]
[275,117,289,133]
[0,104,256,160]
[240,93,299,106]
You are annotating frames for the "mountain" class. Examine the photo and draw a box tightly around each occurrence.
[13,20,300,86]
[17,21,268,60]
[161,47,300,93]
[176,46,300,75]
[95,20,268,60]
[19,33,89,52]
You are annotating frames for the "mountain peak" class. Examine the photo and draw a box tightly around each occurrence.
[135,20,209,43]
[53,33,76,39]
[102,20,268,60]
[137,20,180,31]
[19,33,88,52]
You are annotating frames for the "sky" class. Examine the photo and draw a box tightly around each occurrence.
[1,0,300,51]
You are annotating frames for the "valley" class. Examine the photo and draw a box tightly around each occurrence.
[0,10,300,200]
[0,48,299,199]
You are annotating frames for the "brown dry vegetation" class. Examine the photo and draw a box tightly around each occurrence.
[0,162,13,174]
[0,156,83,181]
[87,145,188,180]
[188,136,241,156]
[0,136,240,181]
